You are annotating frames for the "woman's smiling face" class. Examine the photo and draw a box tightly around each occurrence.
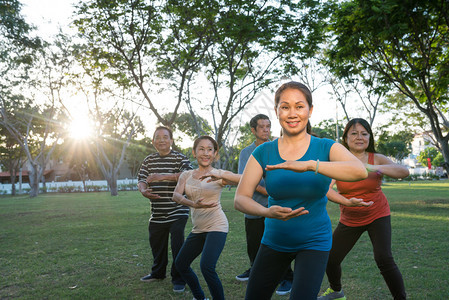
[345,123,370,152]
[193,138,217,167]
[275,88,313,136]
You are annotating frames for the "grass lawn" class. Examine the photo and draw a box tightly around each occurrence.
[1,181,448,299]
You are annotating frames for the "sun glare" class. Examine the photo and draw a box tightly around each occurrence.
[69,118,93,140]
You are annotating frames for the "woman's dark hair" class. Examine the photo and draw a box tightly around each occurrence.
[193,135,219,153]
[274,81,313,134]
[341,118,376,153]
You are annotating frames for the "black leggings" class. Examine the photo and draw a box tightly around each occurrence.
[326,216,406,299]
[246,244,329,300]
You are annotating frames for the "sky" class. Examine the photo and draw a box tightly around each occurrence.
[19,0,340,142]
[21,0,78,38]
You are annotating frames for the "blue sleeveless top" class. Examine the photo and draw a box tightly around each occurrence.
[252,135,335,252]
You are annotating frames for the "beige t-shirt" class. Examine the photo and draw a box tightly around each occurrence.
[182,170,229,233]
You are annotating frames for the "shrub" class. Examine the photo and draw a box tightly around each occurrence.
[57,186,77,193]
[86,185,103,192]
[118,183,137,191]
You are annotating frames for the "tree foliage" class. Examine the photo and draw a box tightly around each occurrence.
[417,147,441,168]
[325,0,449,172]
[377,130,414,161]
[0,97,65,197]
[0,0,42,69]
[72,0,329,168]
[0,96,26,195]
[312,119,343,141]
[89,106,145,196]
[73,0,209,129]
[125,136,154,178]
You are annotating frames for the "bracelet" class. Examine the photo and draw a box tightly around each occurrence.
[315,159,320,175]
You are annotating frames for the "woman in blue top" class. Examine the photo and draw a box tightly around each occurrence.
[234,81,368,300]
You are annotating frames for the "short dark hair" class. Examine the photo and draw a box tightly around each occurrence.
[341,118,376,153]
[274,81,313,134]
[153,126,173,140]
[249,114,270,130]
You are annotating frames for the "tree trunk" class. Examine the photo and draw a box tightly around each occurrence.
[9,169,16,196]
[439,139,449,175]
[28,165,39,197]
[109,172,118,196]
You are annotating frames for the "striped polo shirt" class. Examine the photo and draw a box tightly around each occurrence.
[138,150,192,223]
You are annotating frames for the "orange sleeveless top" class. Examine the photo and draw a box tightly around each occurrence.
[335,152,390,227]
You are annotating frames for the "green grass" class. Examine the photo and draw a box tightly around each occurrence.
[1,181,448,299]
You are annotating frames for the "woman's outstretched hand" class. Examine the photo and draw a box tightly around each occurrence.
[267,205,309,221]
[266,161,311,173]
[199,169,222,182]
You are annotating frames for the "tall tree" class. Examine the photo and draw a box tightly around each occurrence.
[73,0,329,169]
[193,0,329,167]
[325,0,449,173]
[0,98,26,195]
[0,0,43,195]
[90,107,145,196]
[325,70,385,127]
[0,98,64,197]
[0,0,42,73]
[73,0,211,130]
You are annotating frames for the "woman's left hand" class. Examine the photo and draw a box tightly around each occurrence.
[266,161,310,173]
[365,164,378,173]
[199,169,222,182]
[268,205,309,221]
[347,197,374,207]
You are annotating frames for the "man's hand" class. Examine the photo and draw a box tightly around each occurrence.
[140,188,160,200]
[146,173,166,184]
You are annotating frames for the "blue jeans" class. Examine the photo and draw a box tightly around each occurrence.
[175,231,227,300]
[246,244,329,300]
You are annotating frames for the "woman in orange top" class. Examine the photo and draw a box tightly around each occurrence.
[319,118,409,300]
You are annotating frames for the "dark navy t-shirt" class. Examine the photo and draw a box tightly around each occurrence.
[252,136,335,252]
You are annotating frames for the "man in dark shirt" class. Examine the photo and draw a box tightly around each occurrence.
[137,126,192,293]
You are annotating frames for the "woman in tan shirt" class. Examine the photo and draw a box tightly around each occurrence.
[172,135,242,300]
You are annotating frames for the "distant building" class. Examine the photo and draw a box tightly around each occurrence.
[403,131,435,168]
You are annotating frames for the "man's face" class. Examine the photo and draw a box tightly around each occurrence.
[251,119,271,142]
[152,129,173,154]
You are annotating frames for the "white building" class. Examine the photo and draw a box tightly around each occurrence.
[403,131,434,168]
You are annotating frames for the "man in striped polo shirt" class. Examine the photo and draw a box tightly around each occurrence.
[138,126,192,293]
